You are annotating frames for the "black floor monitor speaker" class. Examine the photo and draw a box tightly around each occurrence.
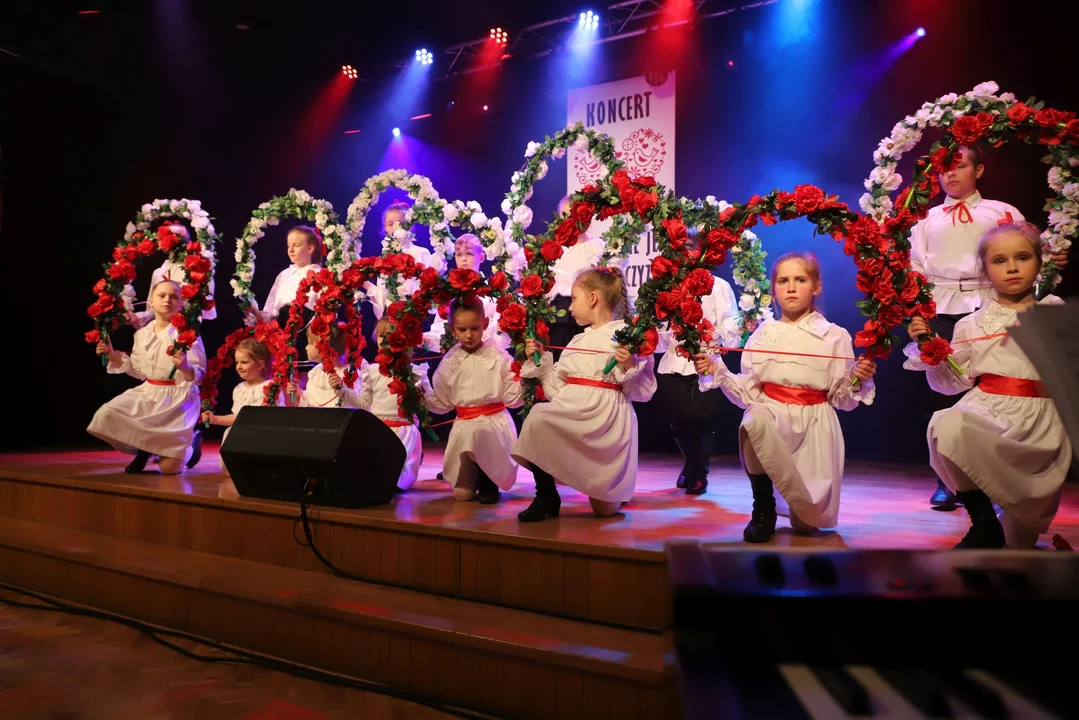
[220,406,406,509]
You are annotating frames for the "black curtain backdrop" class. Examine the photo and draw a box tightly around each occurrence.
[1,0,1075,462]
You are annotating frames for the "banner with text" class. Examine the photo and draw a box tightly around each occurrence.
[567,72,675,300]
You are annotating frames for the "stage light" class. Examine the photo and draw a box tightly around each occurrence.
[392,127,401,137]
[410,113,432,121]
[415,48,433,65]
[343,129,361,135]
[77,9,100,14]
[341,64,358,79]
[482,104,489,112]
[579,10,599,29]
[489,27,508,44]
[727,60,734,67]
[916,27,926,37]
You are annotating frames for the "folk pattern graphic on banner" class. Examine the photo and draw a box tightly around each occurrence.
[567,73,676,300]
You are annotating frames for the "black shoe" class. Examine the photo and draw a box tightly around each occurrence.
[686,477,708,496]
[186,430,203,469]
[953,489,1006,549]
[477,472,500,505]
[931,479,959,511]
[743,474,777,543]
[125,450,152,474]
[675,465,690,490]
[518,492,560,522]
[437,471,444,481]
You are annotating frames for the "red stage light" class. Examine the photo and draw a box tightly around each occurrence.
[489,27,508,44]
[482,104,489,111]
[341,65,358,79]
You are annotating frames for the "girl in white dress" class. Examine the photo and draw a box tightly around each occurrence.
[285,323,363,408]
[88,279,206,475]
[422,234,510,352]
[905,222,1070,549]
[246,226,322,327]
[692,252,877,542]
[357,317,433,492]
[513,267,657,522]
[200,338,281,475]
[425,298,523,504]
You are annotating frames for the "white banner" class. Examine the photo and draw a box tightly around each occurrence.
[567,72,676,300]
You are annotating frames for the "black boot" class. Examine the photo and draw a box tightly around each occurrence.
[954,489,1005,549]
[671,425,692,489]
[477,469,500,505]
[186,430,203,469]
[519,467,561,522]
[744,474,777,543]
[930,478,960,511]
[684,431,714,496]
[125,450,152,474]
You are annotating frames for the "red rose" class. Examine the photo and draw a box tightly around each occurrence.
[1007,102,1035,125]
[540,241,563,262]
[138,239,156,256]
[520,275,544,297]
[877,304,904,328]
[387,330,410,353]
[535,319,550,342]
[650,256,677,278]
[610,169,632,191]
[619,184,639,206]
[634,190,658,216]
[171,313,187,329]
[950,113,994,145]
[498,303,527,333]
[177,329,197,347]
[680,299,704,326]
[489,271,509,292]
[554,218,577,246]
[449,268,482,292]
[85,329,100,343]
[386,301,406,320]
[388,378,407,397]
[571,201,595,224]
[637,327,660,356]
[181,284,199,300]
[496,294,512,312]
[662,217,688,250]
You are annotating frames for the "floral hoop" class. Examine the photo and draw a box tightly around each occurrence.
[232,188,352,317]
[86,198,217,366]
[861,80,1075,295]
[615,185,933,364]
[729,225,773,345]
[199,321,290,416]
[886,93,1078,367]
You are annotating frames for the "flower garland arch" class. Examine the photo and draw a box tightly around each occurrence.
[231,188,352,317]
[86,198,217,368]
[612,185,934,365]
[198,321,291,416]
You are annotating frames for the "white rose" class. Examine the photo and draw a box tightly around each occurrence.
[141,203,153,215]
[970,81,1000,98]
[512,204,533,229]
[552,146,566,160]
[191,215,209,230]
[323,225,335,235]
[471,212,488,228]
[573,134,590,151]
[525,141,541,158]
[705,195,717,206]
[1048,167,1065,192]
[501,198,513,215]
[442,204,459,221]
[760,294,772,307]
[536,161,548,181]
[739,294,756,311]
[1062,183,1079,202]
[235,249,244,262]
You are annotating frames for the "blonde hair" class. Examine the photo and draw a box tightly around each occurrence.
[450,296,486,322]
[454,234,484,262]
[574,266,631,321]
[977,221,1043,277]
[381,201,410,228]
[235,338,271,374]
[770,251,822,315]
[373,316,394,342]
[288,225,322,263]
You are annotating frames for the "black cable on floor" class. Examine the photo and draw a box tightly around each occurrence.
[297,482,663,636]
[0,581,499,720]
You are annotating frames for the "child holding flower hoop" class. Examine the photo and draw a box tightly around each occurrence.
[905,222,1070,549]
[693,252,876,542]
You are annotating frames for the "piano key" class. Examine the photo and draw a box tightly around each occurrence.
[727,663,812,720]
[874,666,953,718]
[808,665,871,716]
[965,669,1062,720]
[930,669,1008,719]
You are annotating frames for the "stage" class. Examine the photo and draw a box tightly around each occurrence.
[2,444,1076,553]
[1,445,1076,719]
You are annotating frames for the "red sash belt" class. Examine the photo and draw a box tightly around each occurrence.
[762,382,828,406]
[979,373,1048,398]
[146,379,175,386]
[383,419,413,428]
[566,377,622,392]
[455,403,506,420]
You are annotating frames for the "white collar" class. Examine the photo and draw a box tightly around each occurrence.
[942,190,983,209]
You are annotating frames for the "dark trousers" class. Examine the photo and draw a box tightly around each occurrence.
[548,295,586,362]
[922,313,967,418]
[657,372,722,431]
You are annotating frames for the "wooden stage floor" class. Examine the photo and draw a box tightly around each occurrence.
[3,444,1076,553]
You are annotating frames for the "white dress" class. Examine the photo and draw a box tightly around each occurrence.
[220,379,281,471]
[357,360,433,491]
[699,312,875,529]
[135,251,218,325]
[255,264,321,320]
[364,243,434,320]
[299,365,363,409]
[425,343,524,491]
[910,191,1023,315]
[87,323,206,463]
[904,296,1070,543]
[512,320,658,503]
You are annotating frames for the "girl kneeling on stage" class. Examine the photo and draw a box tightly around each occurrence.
[693,252,876,542]
[513,267,657,522]
[905,222,1070,549]
[88,279,206,475]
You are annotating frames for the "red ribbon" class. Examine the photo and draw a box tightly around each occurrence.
[978,373,1048,398]
[454,402,507,420]
[761,382,828,405]
[566,377,623,392]
[944,201,973,225]
[146,378,176,386]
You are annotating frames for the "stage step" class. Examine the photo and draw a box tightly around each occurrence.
[0,470,670,630]
[0,517,679,720]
